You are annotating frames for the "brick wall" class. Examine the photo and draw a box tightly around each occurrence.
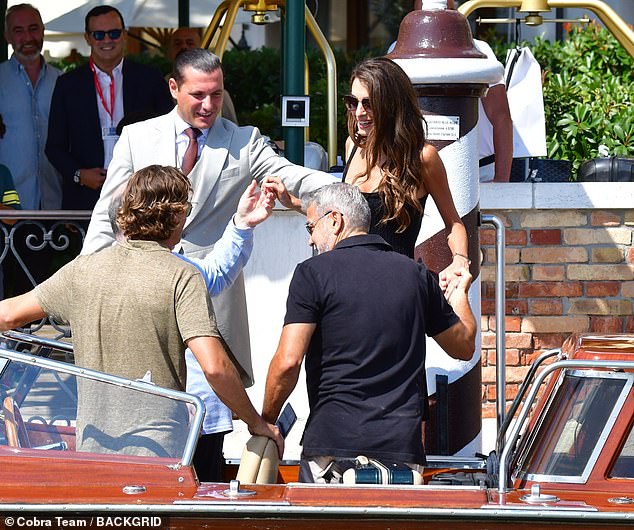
[479,207,634,419]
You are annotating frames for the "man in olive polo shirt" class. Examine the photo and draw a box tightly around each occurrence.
[0,165,282,458]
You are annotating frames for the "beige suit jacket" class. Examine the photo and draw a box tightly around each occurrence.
[83,108,336,384]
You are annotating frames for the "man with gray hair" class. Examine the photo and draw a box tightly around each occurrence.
[262,183,476,483]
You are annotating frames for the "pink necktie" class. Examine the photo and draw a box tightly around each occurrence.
[181,127,201,176]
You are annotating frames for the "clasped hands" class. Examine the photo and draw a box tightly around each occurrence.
[233,176,294,229]
[439,259,473,305]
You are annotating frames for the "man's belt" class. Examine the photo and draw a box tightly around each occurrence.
[479,154,495,167]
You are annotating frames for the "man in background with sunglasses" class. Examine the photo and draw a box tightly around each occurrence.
[46,5,173,212]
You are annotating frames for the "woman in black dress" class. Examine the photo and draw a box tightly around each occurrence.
[342,57,469,289]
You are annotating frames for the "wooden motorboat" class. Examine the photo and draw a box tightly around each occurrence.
[1,330,634,528]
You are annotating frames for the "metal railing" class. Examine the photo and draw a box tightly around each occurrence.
[0,210,92,338]
[203,0,339,168]
[0,331,205,467]
[498,357,634,493]
[481,214,506,434]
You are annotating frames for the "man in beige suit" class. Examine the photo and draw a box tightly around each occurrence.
[83,48,335,385]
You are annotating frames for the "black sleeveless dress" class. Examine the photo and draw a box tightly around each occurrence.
[343,146,425,259]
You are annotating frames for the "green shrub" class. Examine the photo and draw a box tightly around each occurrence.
[49,54,87,72]
[491,23,633,177]
[222,47,283,127]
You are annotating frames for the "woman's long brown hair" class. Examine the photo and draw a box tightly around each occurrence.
[347,57,426,232]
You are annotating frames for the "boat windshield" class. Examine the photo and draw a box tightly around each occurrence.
[515,370,632,483]
[0,336,202,463]
[610,419,634,478]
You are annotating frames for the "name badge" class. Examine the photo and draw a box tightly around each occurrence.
[102,127,118,140]
[102,127,120,168]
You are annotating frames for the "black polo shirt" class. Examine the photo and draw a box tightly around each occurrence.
[284,234,459,464]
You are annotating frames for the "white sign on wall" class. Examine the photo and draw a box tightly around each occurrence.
[424,115,460,141]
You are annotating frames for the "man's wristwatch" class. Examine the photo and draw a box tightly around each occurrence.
[73,169,81,185]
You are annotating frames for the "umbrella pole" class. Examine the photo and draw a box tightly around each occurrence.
[179,0,190,27]
[1,0,7,62]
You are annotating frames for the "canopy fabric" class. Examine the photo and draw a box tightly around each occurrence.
[44,0,252,31]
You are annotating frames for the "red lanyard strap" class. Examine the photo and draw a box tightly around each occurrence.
[89,57,115,124]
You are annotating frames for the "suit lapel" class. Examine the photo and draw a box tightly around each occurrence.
[79,65,103,157]
[121,59,134,113]
[146,109,178,167]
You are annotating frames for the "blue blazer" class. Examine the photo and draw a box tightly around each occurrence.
[46,59,173,210]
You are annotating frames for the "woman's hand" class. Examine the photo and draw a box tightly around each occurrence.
[261,175,302,211]
[439,254,471,297]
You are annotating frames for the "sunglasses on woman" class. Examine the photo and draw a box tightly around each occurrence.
[343,95,371,113]
[90,29,123,41]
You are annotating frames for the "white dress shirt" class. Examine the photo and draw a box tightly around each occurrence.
[93,59,124,168]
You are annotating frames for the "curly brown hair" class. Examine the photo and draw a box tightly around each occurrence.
[347,57,426,232]
[117,165,192,241]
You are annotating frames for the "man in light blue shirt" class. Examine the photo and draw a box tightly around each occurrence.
[109,177,276,481]
[180,179,269,482]
[0,4,62,210]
